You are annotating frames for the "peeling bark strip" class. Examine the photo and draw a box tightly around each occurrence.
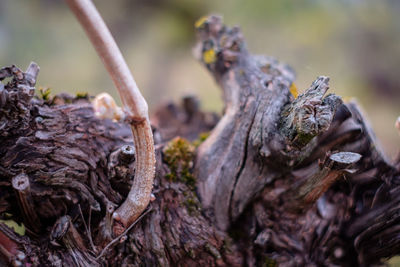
[1,15,400,266]
[65,0,155,234]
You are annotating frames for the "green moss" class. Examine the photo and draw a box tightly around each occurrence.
[38,87,51,101]
[163,137,196,190]
[184,197,200,215]
[192,132,210,148]
[75,92,89,99]
[294,131,313,147]
[181,169,196,189]
[165,173,176,182]
[263,257,277,267]
[163,137,204,215]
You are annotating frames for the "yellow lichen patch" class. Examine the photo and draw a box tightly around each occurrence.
[203,49,216,64]
[195,16,208,29]
[289,83,299,99]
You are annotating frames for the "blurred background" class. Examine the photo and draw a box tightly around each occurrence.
[0,0,399,158]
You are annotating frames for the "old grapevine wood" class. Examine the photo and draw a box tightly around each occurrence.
[0,16,399,266]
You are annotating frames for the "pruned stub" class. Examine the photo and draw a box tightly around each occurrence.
[194,15,298,230]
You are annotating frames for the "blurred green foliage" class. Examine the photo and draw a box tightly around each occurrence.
[0,0,399,157]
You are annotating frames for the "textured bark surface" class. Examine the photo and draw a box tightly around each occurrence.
[1,16,400,266]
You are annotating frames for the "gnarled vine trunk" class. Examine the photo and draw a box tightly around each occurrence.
[1,16,399,267]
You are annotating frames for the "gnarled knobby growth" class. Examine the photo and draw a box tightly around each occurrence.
[193,16,400,266]
[66,0,155,235]
[194,15,343,230]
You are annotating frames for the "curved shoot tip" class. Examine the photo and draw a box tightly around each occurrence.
[93,93,125,121]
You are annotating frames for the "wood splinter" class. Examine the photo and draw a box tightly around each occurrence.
[65,0,155,236]
[11,174,41,234]
[287,151,361,212]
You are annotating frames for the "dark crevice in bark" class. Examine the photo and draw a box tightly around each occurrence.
[229,102,260,224]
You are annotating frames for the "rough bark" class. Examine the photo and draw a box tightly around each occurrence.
[1,16,400,266]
